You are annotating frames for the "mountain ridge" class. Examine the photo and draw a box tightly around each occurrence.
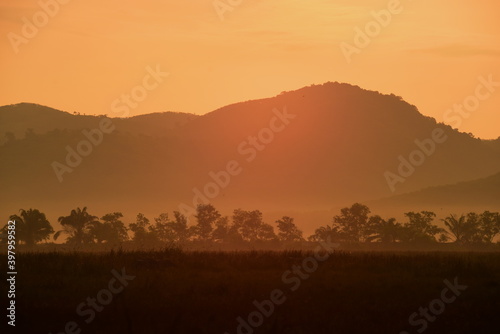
[368,171,500,216]
[1,82,499,231]
[0,102,198,142]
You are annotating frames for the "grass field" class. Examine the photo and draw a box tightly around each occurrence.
[3,249,500,334]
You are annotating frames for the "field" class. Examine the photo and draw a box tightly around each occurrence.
[4,249,500,334]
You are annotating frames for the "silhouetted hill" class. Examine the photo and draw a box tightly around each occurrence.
[175,82,500,207]
[1,82,499,230]
[0,103,198,143]
[368,172,500,216]
[485,138,500,154]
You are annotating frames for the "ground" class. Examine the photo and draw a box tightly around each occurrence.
[4,249,500,334]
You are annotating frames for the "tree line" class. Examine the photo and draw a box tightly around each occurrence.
[309,203,500,245]
[1,203,499,247]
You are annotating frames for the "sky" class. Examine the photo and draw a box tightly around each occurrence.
[1,0,499,139]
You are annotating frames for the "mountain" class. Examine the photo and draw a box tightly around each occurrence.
[485,138,500,154]
[368,172,500,217]
[0,103,198,142]
[1,82,499,230]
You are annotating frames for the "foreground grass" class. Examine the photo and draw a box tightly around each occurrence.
[3,250,500,334]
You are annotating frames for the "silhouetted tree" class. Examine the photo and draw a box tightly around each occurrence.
[129,213,157,244]
[150,213,175,243]
[478,211,500,243]
[88,212,128,244]
[442,214,480,244]
[4,209,53,245]
[257,223,277,242]
[212,216,232,242]
[310,207,498,246]
[365,215,403,243]
[232,209,276,242]
[400,211,443,243]
[171,211,193,243]
[275,216,304,242]
[150,211,192,244]
[55,207,98,244]
[332,203,371,242]
[212,216,245,243]
[194,204,221,240]
[308,225,343,242]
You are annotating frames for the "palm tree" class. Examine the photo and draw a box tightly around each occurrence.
[442,214,480,244]
[7,209,53,246]
[54,207,98,244]
[308,225,343,242]
[365,216,402,243]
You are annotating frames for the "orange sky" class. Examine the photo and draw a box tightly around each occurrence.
[1,0,499,138]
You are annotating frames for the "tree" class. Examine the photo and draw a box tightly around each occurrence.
[275,216,304,242]
[88,212,128,244]
[154,211,192,244]
[442,214,480,244]
[401,211,443,243]
[212,216,231,242]
[478,211,500,243]
[150,213,176,243]
[55,207,98,244]
[331,203,371,242]
[129,213,157,244]
[309,225,342,242]
[212,216,244,243]
[4,209,53,245]
[194,204,221,240]
[170,211,192,243]
[365,215,402,243]
[232,209,277,242]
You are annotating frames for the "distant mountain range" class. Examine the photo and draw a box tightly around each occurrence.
[1,82,499,230]
[0,103,197,140]
[369,171,500,216]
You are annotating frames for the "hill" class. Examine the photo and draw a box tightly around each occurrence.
[368,172,500,216]
[1,82,499,231]
[485,138,500,154]
[0,103,198,142]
